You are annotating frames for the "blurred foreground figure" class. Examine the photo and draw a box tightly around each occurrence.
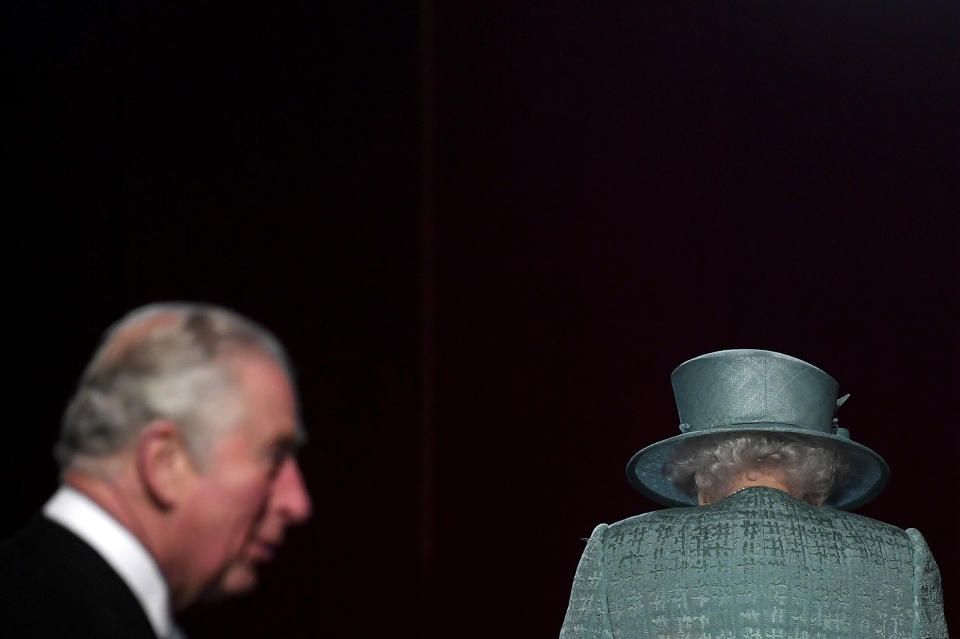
[1,303,312,639]
[560,349,947,639]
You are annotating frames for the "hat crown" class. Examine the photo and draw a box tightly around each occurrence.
[671,349,839,434]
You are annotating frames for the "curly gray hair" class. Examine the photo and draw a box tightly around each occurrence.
[55,302,295,475]
[663,432,852,506]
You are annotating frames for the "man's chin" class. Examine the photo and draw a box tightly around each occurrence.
[208,565,259,601]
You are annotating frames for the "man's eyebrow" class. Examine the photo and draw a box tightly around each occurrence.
[293,426,308,449]
[274,430,307,453]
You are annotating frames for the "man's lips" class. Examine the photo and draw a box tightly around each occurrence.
[246,539,279,561]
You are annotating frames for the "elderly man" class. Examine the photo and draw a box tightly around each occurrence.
[0,303,312,638]
[560,349,948,639]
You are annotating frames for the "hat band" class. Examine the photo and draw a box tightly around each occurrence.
[678,420,842,435]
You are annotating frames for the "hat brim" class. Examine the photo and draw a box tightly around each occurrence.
[625,424,890,511]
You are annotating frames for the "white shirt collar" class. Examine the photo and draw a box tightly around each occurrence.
[43,486,182,639]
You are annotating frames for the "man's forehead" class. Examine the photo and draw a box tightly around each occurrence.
[225,352,305,444]
[224,350,293,390]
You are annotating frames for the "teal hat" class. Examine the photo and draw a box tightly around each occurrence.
[626,349,889,510]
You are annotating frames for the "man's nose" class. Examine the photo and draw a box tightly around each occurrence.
[272,457,312,523]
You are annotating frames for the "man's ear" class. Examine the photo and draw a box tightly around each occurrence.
[135,419,194,509]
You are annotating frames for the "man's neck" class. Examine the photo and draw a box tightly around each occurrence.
[63,469,164,563]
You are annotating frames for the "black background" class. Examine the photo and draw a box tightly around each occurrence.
[4,1,957,636]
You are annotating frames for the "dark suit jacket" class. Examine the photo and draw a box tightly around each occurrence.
[0,515,159,639]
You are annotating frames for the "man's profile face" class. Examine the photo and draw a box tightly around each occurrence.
[175,353,312,607]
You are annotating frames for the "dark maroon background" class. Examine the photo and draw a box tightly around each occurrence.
[4,1,957,637]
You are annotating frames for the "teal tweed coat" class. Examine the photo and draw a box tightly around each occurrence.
[560,487,948,639]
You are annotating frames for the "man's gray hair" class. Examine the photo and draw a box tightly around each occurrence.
[663,433,852,506]
[55,302,293,473]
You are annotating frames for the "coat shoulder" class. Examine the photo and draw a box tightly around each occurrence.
[0,516,158,639]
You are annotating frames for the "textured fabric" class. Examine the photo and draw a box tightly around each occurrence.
[560,487,949,639]
[0,516,159,639]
